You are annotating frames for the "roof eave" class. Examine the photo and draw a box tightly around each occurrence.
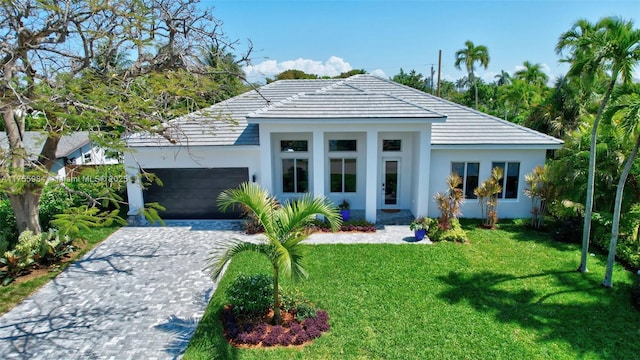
[247,116,447,125]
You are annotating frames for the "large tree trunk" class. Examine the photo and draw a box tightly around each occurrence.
[578,75,617,273]
[602,135,640,287]
[7,188,43,235]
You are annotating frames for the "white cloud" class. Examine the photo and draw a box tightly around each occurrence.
[243,56,353,82]
[370,69,386,78]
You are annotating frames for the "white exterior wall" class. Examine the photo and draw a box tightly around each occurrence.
[124,145,261,215]
[429,148,547,219]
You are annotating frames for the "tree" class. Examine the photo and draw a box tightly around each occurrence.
[556,17,640,272]
[336,69,367,78]
[524,165,552,229]
[392,68,428,92]
[267,69,319,83]
[602,89,640,287]
[514,61,549,87]
[494,70,511,86]
[208,182,341,324]
[0,0,250,235]
[454,40,490,110]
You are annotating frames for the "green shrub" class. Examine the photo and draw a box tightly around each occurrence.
[226,274,274,318]
[295,302,318,321]
[39,183,75,231]
[0,198,18,247]
[428,218,468,243]
[632,274,640,311]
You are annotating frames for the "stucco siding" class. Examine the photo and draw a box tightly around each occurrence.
[429,148,547,219]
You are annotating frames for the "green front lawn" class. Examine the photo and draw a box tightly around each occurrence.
[185,222,640,359]
[0,226,119,315]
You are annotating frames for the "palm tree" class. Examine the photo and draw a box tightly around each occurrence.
[208,182,341,324]
[514,61,549,87]
[455,40,490,109]
[474,167,503,228]
[494,70,511,86]
[556,17,640,273]
[602,89,640,287]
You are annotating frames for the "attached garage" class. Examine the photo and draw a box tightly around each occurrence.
[143,168,249,219]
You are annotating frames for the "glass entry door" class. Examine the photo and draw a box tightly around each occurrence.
[382,159,399,207]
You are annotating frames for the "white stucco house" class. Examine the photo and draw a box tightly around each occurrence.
[124,75,563,222]
[0,131,119,180]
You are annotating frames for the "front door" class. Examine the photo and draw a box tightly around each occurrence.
[381,159,400,208]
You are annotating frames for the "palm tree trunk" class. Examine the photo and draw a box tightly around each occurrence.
[272,265,282,324]
[602,135,640,287]
[579,75,617,272]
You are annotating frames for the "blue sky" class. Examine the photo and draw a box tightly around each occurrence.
[204,0,640,84]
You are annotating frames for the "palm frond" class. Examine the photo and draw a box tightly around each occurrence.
[206,239,272,281]
[217,182,277,234]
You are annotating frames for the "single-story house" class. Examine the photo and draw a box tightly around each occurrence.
[124,74,563,222]
[0,131,119,179]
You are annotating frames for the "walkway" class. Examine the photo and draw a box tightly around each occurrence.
[0,221,427,359]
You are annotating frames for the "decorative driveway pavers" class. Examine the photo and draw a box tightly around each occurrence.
[0,221,250,360]
[0,221,428,359]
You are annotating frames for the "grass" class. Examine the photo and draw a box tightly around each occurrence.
[184,220,640,359]
[0,225,119,315]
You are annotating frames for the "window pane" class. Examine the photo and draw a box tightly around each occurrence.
[451,162,465,191]
[330,159,342,192]
[383,140,401,152]
[329,139,357,152]
[505,162,520,199]
[344,158,357,192]
[466,163,479,199]
[492,162,506,198]
[296,159,308,193]
[282,159,295,192]
[280,140,308,152]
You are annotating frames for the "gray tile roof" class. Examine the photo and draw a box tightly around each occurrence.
[126,75,563,148]
[0,131,91,159]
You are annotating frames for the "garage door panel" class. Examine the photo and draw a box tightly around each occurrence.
[143,168,248,219]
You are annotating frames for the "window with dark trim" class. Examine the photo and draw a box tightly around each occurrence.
[451,162,480,199]
[280,140,308,152]
[330,158,356,192]
[382,140,402,152]
[329,140,357,152]
[492,162,520,199]
[282,158,308,193]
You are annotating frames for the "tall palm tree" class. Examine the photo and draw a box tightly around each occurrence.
[494,70,511,86]
[208,182,341,324]
[455,40,490,110]
[514,61,549,87]
[602,89,640,287]
[556,17,640,273]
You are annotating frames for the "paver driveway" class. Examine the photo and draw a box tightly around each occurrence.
[0,221,251,360]
[0,220,421,359]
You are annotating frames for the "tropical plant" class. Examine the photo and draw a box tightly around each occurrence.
[409,217,430,231]
[455,40,490,110]
[514,61,549,87]
[602,89,640,287]
[494,70,511,86]
[557,16,640,272]
[474,167,504,228]
[434,174,465,230]
[524,165,552,229]
[208,182,341,324]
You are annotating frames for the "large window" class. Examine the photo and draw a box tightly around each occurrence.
[451,162,480,199]
[492,162,520,199]
[330,158,356,193]
[280,140,308,193]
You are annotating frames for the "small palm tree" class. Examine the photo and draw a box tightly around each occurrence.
[434,174,464,229]
[514,61,549,87]
[208,182,341,324]
[474,167,503,228]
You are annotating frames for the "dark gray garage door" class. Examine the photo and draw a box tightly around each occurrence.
[143,168,249,219]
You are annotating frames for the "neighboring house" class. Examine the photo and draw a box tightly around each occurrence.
[124,75,563,222]
[0,131,119,179]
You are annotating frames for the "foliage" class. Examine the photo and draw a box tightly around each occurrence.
[226,274,274,319]
[409,216,429,231]
[310,219,376,233]
[391,68,430,92]
[208,182,341,324]
[474,167,503,228]
[338,198,350,210]
[427,218,468,243]
[633,274,640,311]
[434,174,464,230]
[266,70,319,83]
[524,165,552,229]
[50,206,125,240]
[455,40,490,109]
